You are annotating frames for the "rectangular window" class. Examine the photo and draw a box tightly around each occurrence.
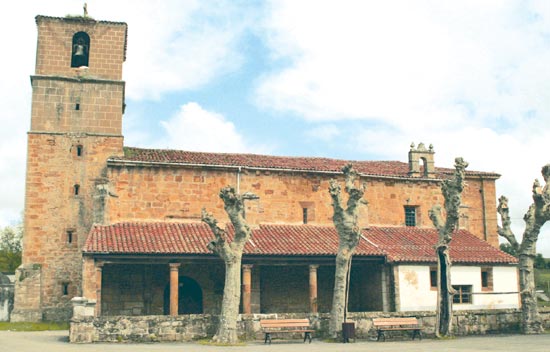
[481,267,493,291]
[62,282,69,296]
[67,230,74,244]
[303,208,308,224]
[452,285,473,304]
[404,206,417,226]
[429,267,437,289]
[73,184,80,196]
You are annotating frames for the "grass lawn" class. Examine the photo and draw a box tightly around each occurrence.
[535,268,550,307]
[0,322,69,331]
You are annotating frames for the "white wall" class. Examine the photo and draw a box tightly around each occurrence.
[396,265,519,312]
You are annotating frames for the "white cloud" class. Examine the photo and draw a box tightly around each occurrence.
[119,1,254,100]
[306,124,341,142]
[255,0,550,254]
[157,102,265,154]
[0,1,257,226]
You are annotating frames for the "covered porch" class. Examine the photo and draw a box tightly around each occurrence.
[82,222,389,317]
[82,255,389,317]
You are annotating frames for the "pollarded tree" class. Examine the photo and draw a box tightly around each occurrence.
[201,186,258,344]
[328,164,367,338]
[429,157,468,338]
[497,164,550,334]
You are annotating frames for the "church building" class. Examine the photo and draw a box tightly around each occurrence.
[12,14,518,323]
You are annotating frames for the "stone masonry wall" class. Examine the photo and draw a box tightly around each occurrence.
[69,308,550,343]
[106,166,498,246]
[30,78,125,135]
[20,133,123,320]
[35,16,127,81]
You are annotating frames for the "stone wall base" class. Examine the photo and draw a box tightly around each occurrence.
[10,309,43,322]
[69,308,550,343]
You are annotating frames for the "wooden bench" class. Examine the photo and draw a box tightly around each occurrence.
[260,319,314,344]
[372,317,422,341]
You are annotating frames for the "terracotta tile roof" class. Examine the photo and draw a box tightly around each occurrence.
[84,222,516,264]
[248,224,384,256]
[364,227,517,264]
[108,147,500,179]
[84,222,214,255]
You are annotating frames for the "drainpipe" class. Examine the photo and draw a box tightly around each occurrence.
[479,176,488,242]
[237,166,242,194]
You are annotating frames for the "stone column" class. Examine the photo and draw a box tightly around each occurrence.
[169,263,181,316]
[309,265,319,313]
[95,262,104,317]
[242,264,253,314]
[381,265,390,312]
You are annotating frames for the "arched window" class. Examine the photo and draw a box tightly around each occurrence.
[419,157,428,177]
[71,32,90,68]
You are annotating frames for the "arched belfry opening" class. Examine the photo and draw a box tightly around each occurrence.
[71,31,90,68]
[408,142,435,178]
[163,276,204,315]
[419,157,428,177]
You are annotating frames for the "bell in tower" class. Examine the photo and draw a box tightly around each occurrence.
[71,32,90,68]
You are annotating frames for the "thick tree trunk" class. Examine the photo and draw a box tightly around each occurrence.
[429,157,468,338]
[328,164,366,338]
[497,164,550,334]
[436,246,453,337]
[329,248,353,335]
[519,250,542,334]
[202,187,258,344]
[213,256,242,343]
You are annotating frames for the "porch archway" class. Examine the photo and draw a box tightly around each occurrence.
[163,276,203,314]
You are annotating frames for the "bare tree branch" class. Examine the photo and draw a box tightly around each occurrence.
[496,196,519,252]
[430,157,467,338]
[496,164,550,334]
[328,164,367,337]
[201,186,258,343]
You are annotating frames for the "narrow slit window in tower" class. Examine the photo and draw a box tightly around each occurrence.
[67,230,74,244]
[62,282,69,296]
[74,184,80,196]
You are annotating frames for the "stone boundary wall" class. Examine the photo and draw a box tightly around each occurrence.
[0,283,14,322]
[70,308,550,343]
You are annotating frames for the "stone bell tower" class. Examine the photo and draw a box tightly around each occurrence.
[12,14,127,322]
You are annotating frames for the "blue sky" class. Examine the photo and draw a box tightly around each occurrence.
[1,0,550,254]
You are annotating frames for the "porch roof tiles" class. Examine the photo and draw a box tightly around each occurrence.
[84,222,516,265]
[363,227,517,264]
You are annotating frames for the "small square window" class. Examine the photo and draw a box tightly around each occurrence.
[404,206,417,226]
[452,285,472,304]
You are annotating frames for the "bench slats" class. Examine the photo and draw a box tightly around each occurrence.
[260,319,313,344]
[372,318,422,342]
